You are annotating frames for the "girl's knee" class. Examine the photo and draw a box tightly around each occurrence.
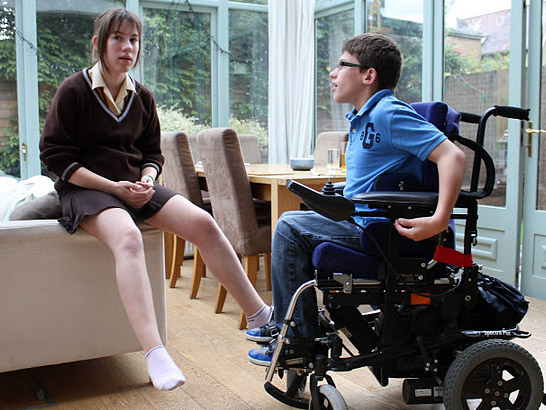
[116,225,144,255]
[191,212,222,242]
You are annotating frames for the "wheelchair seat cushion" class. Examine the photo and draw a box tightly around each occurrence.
[312,219,443,279]
[312,241,382,279]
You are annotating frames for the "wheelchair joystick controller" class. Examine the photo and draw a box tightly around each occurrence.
[321,178,336,195]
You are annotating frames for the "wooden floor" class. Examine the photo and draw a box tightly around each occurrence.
[1,259,546,410]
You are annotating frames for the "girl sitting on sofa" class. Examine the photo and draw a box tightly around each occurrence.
[39,7,272,392]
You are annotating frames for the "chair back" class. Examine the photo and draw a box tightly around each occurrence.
[188,132,261,164]
[410,102,461,189]
[187,133,200,163]
[314,131,349,166]
[161,131,204,208]
[238,134,262,163]
[197,128,270,256]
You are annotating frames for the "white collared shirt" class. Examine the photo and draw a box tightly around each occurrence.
[88,63,135,115]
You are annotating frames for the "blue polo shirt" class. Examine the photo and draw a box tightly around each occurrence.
[343,89,446,222]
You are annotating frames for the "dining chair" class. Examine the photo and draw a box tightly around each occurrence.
[197,127,272,329]
[313,131,349,166]
[238,134,262,164]
[161,131,208,290]
[187,133,200,163]
[190,132,261,164]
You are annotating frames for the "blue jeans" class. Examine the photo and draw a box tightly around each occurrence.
[271,211,363,341]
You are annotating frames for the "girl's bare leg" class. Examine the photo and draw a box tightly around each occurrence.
[80,208,185,391]
[146,195,269,321]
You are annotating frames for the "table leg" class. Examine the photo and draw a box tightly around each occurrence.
[270,182,303,234]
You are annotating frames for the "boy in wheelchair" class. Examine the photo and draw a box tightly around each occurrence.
[247,33,466,366]
[245,33,544,410]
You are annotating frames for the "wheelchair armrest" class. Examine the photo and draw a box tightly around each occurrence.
[286,180,354,221]
[288,181,479,222]
[354,190,482,214]
[352,191,439,212]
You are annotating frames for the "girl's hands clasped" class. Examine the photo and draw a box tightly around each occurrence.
[112,180,155,209]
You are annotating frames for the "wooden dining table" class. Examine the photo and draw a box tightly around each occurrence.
[196,164,346,234]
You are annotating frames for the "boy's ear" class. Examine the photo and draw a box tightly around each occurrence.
[361,67,378,85]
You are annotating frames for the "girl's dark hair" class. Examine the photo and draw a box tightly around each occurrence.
[342,33,403,91]
[91,7,142,71]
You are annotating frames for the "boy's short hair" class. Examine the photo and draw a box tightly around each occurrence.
[342,33,402,91]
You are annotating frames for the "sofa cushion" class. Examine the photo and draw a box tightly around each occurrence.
[9,190,62,220]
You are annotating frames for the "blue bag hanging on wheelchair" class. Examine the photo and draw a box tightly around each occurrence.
[473,272,529,329]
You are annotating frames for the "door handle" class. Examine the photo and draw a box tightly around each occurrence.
[524,122,546,157]
[21,143,27,162]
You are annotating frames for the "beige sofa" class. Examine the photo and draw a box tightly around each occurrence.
[0,219,166,373]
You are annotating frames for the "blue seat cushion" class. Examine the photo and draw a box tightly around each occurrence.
[312,220,439,279]
[312,242,381,279]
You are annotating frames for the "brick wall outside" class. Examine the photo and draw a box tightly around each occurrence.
[0,80,17,146]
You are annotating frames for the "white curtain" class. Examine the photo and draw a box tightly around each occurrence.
[268,0,315,163]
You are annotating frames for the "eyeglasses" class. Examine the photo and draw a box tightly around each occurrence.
[334,61,363,71]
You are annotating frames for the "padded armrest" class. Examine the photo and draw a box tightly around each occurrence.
[354,190,479,212]
[352,191,439,209]
[287,180,354,221]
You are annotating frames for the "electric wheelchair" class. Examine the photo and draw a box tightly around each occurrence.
[261,103,545,410]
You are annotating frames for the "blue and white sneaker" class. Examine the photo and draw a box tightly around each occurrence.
[246,306,276,343]
[247,344,274,366]
[245,324,278,343]
[247,341,305,368]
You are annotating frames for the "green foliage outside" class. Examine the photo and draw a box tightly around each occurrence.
[157,106,268,157]
[142,7,268,128]
[142,8,212,124]
[0,6,95,176]
[0,118,18,174]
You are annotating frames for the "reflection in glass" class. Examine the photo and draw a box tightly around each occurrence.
[444,2,511,207]
[0,0,18,176]
[315,9,353,135]
[143,7,211,126]
[367,0,424,104]
[229,9,268,159]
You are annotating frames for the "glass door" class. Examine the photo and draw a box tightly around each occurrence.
[521,0,546,298]
[443,0,521,284]
[0,0,19,178]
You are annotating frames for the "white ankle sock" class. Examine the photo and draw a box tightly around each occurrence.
[246,304,273,329]
[144,345,186,391]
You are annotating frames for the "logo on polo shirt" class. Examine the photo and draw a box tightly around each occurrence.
[361,122,381,149]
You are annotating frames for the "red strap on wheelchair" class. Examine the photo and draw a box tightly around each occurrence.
[433,246,473,267]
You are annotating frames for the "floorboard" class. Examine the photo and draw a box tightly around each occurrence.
[1,259,545,410]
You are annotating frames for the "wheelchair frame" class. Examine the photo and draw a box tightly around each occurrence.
[261,105,545,410]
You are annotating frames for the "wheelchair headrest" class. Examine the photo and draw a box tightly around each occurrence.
[410,102,461,139]
[410,102,462,188]
[446,107,462,138]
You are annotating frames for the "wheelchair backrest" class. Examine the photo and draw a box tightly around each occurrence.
[409,102,462,190]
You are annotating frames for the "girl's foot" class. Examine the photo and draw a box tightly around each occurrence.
[145,345,186,391]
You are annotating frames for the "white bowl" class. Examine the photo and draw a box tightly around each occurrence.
[290,157,314,171]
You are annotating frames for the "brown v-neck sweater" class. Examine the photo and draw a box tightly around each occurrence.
[40,69,164,195]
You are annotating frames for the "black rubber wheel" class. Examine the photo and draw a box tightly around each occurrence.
[309,384,348,410]
[443,339,543,410]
